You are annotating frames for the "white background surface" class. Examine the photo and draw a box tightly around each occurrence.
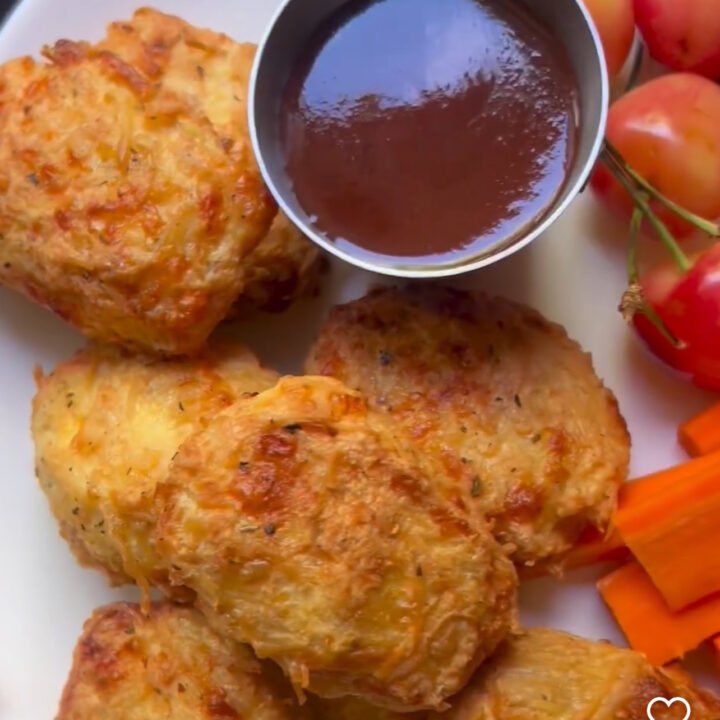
[0,2,718,718]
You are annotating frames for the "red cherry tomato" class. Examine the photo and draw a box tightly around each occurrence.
[633,245,720,391]
[582,0,636,77]
[634,0,720,79]
[591,74,720,238]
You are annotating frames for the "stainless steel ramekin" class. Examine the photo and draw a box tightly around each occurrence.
[249,0,609,278]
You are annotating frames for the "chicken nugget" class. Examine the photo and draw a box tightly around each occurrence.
[316,628,720,719]
[306,286,630,568]
[32,341,278,592]
[442,628,720,720]
[0,16,275,354]
[155,376,517,711]
[57,602,308,720]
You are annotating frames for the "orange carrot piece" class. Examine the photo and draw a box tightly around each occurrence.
[679,402,720,457]
[614,450,720,610]
[617,450,720,506]
[598,562,720,666]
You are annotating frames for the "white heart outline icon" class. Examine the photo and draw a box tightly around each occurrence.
[646,696,691,720]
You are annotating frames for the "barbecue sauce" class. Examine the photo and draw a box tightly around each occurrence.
[281,0,579,264]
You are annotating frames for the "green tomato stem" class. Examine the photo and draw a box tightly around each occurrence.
[636,300,684,349]
[621,203,684,349]
[601,147,691,274]
[604,142,720,238]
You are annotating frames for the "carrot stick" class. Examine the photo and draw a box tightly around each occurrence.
[598,562,720,666]
[614,450,720,610]
[616,451,720,506]
[679,402,720,457]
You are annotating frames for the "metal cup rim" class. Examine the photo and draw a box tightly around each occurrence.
[249,0,609,278]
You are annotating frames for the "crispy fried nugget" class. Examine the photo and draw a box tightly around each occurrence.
[57,602,309,720]
[306,286,630,568]
[155,376,517,711]
[32,341,278,592]
[316,629,720,720]
[442,628,720,720]
[0,12,275,354]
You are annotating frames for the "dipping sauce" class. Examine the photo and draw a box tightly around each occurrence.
[280,0,579,264]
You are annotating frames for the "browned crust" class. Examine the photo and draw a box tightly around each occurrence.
[306,285,631,567]
[0,9,275,354]
[57,602,309,720]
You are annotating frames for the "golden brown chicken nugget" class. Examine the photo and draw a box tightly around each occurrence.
[155,376,517,711]
[316,629,720,720]
[57,602,309,720]
[306,286,630,568]
[0,21,274,354]
[442,628,720,720]
[100,9,323,315]
[32,341,278,592]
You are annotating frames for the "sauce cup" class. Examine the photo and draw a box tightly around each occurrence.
[249,0,608,278]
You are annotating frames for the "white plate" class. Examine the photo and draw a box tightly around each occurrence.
[0,2,718,718]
